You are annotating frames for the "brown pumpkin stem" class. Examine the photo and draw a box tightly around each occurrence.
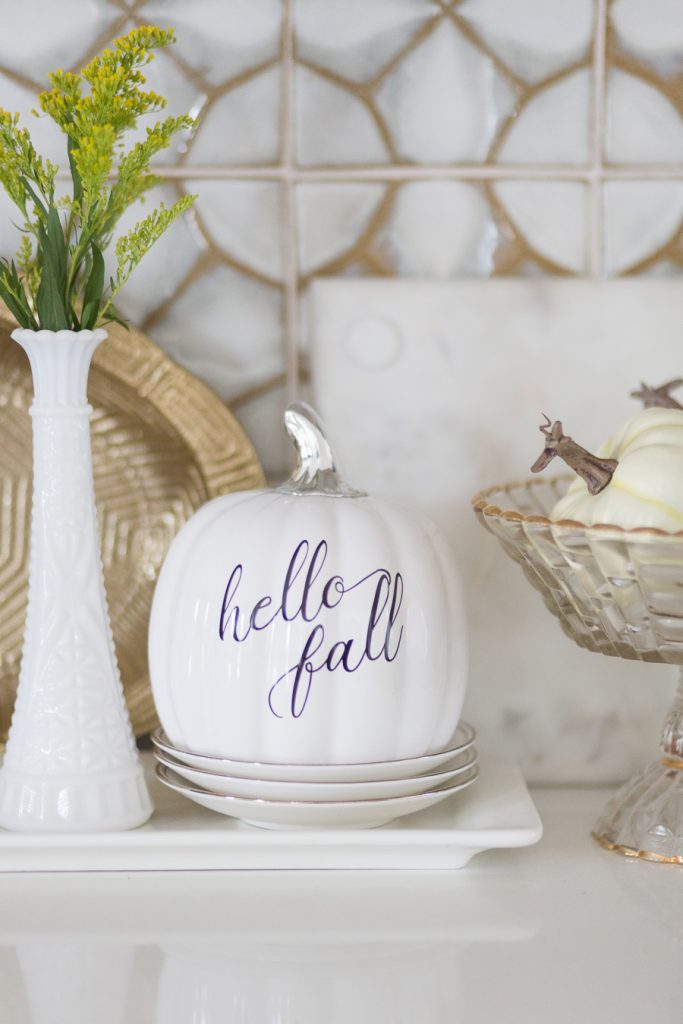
[531,415,617,495]
[631,379,683,409]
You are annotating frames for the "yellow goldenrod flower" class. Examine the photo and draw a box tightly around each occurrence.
[0,24,196,330]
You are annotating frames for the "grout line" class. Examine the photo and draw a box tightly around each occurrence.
[280,0,301,406]
[589,164,683,178]
[589,0,609,276]
[56,163,683,183]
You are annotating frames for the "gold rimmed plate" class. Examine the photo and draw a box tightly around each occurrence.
[156,761,480,830]
[152,721,477,783]
[153,745,479,802]
[0,312,264,747]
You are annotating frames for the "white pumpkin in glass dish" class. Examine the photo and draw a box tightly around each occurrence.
[533,379,683,532]
[148,403,468,764]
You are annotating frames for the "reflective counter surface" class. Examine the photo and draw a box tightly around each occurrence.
[0,786,678,1024]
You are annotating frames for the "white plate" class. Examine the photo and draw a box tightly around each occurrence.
[156,762,480,830]
[154,747,478,802]
[151,721,476,783]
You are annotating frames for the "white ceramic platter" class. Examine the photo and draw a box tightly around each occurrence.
[155,747,478,802]
[156,762,480,830]
[0,753,542,870]
[151,721,476,783]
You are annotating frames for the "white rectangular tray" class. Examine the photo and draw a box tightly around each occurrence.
[0,753,542,872]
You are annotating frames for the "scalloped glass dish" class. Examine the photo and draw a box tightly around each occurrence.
[473,475,683,864]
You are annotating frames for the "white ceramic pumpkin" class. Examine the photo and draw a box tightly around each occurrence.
[542,404,683,530]
[148,403,467,763]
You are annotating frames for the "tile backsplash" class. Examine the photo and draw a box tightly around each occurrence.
[3,0,683,477]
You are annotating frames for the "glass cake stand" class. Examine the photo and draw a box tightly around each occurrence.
[473,475,683,864]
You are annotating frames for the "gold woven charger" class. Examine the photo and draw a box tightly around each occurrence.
[0,312,264,748]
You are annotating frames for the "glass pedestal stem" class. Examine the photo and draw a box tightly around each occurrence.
[592,667,683,862]
[660,668,683,761]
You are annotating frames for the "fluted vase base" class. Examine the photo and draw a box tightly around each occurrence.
[0,762,152,832]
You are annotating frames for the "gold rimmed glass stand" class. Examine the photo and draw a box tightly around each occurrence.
[473,476,683,864]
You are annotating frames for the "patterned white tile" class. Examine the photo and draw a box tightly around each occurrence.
[0,0,116,84]
[603,180,683,275]
[494,180,588,272]
[187,66,280,165]
[142,0,282,86]
[295,66,389,166]
[458,0,594,84]
[149,263,283,403]
[235,384,291,480]
[191,180,284,280]
[296,183,386,275]
[611,0,683,76]
[294,0,438,83]
[605,69,683,164]
[637,259,682,277]
[497,68,591,165]
[375,19,517,163]
[378,181,497,276]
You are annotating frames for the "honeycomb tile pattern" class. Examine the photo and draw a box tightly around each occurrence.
[0,0,683,473]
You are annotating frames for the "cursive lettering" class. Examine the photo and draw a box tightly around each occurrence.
[218,539,405,719]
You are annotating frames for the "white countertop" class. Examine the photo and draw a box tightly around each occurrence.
[0,784,678,1024]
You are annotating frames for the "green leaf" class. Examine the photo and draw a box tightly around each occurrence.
[68,301,81,331]
[0,262,37,328]
[35,206,67,329]
[35,271,66,329]
[45,205,67,282]
[80,242,104,329]
[99,300,128,330]
[0,280,30,326]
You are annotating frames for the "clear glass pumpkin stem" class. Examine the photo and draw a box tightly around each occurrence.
[593,667,683,862]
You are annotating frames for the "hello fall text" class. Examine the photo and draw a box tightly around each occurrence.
[218,539,404,718]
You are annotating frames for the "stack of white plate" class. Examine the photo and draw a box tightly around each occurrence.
[153,723,478,830]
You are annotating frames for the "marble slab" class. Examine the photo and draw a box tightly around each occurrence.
[310,279,680,783]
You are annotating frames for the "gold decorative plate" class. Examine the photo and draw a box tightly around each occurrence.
[0,312,264,748]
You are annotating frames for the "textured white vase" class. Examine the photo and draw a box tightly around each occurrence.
[0,329,152,831]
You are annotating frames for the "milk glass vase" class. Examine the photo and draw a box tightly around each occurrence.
[0,329,152,831]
